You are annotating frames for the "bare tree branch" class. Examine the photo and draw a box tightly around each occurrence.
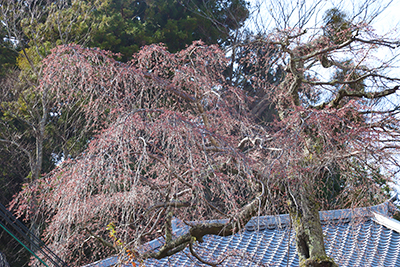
[317,85,399,109]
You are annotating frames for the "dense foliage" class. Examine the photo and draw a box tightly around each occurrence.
[90,0,249,60]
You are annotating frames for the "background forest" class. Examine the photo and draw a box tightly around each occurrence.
[1,0,400,266]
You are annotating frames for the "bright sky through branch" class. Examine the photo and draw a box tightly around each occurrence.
[244,0,400,190]
[244,0,400,95]
[246,0,400,35]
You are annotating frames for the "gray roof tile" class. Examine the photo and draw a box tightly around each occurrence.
[85,201,400,267]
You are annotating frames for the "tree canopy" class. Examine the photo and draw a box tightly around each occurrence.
[0,1,249,265]
[10,2,400,266]
[0,0,250,187]
[2,0,400,266]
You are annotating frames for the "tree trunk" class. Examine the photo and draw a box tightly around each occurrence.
[33,87,48,182]
[290,183,337,267]
[277,44,339,267]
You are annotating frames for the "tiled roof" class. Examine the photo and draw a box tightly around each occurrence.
[84,200,400,267]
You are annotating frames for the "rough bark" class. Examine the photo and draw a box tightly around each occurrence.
[279,40,339,267]
[290,184,337,267]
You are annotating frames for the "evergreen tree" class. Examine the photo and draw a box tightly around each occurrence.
[89,0,249,60]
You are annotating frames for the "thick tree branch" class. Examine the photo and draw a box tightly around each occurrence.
[143,195,264,260]
[84,228,117,252]
[353,37,400,49]
[316,85,399,109]
[143,72,196,103]
[196,101,219,147]
[304,72,372,86]
[299,37,355,62]
[165,208,173,244]
[305,73,400,87]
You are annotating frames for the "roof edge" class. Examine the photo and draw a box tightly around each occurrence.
[245,200,392,231]
[372,211,400,234]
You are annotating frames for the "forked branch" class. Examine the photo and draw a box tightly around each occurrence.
[143,195,264,260]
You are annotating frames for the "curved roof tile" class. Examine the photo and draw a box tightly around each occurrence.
[85,201,400,267]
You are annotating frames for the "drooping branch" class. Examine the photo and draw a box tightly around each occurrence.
[147,153,194,189]
[137,174,169,191]
[0,138,32,162]
[145,201,192,215]
[188,238,227,266]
